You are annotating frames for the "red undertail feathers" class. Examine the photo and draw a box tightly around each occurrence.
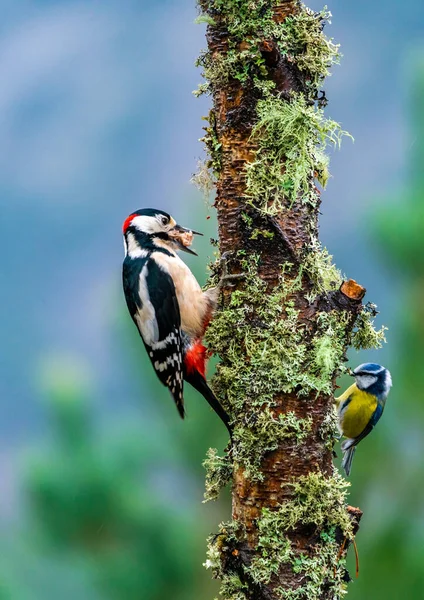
[184,340,207,379]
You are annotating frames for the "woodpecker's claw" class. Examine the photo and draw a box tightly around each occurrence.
[219,251,232,274]
[218,251,245,285]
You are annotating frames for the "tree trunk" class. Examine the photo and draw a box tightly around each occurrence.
[196,2,385,598]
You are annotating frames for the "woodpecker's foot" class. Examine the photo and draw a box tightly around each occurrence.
[219,250,233,277]
[219,251,245,287]
[221,273,245,282]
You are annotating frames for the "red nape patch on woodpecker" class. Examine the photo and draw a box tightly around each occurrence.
[123,214,136,234]
[184,341,207,379]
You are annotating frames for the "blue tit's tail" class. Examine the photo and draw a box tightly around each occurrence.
[341,439,356,476]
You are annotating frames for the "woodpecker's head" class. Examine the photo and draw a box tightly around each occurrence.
[123,208,202,257]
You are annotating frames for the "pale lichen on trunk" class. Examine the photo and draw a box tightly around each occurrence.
[194,2,386,599]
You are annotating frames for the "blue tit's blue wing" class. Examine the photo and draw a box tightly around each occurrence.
[370,402,384,427]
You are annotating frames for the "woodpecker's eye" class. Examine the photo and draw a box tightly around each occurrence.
[160,215,169,226]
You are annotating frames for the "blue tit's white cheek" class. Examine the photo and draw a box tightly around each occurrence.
[356,374,377,390]
[385,370,393,390]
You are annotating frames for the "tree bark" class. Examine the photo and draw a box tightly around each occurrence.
[195,2,383,598]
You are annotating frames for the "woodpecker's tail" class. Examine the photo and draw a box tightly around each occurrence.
[341,444,356,476]
[185,370,232,437]
[183,337,232,436]
[171,389,185,419]
[165,365,185,419]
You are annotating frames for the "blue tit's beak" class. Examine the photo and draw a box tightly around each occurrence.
[348,369,356,377]
[169,224,203,255]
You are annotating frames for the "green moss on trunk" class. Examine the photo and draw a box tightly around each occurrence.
[245,95,351,212]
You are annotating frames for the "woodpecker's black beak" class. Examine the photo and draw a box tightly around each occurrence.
[169,224,203,256]
[172,224,203,237]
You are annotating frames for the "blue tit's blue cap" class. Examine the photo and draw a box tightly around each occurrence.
[353,363,385,375]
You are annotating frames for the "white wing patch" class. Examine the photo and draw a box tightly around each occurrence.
[152,250,207,339]
[134,264,159,346]
[152,329,179,350]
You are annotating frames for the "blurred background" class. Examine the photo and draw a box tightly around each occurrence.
[0,0,423,598]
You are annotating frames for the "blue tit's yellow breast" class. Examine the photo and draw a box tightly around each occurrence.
[340,387,378,439]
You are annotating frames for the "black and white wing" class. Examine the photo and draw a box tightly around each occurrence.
[123,255,185,417]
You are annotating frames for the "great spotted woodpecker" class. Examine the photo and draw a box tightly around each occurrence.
[122,208,231,433]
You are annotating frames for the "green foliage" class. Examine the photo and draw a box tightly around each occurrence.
[191,158,216,199]
[206,256,347,401]
[196,3,340,96]
[25,356,225,600]
[250,523,292,585]
[204,521,246,599]
[192,112,222,197]
[250,228,274,240]
[205,511,348,600]
[206,258,304,408]
[277,529,348,600]
[351,303,387,350]
[197,0,275,43]
[204,256,359,483]
[195,45,267,95]
[194,14,217,26]
[195,2,349,213]
[206,516,349,600]
[246,95,351,212]
[232,409,313,481]
[250,473,351,596]
[281,7,340,89]
[318,407,339,451]
[219,575,249,600]
[312,312,349,380]
[302,238,343,297]
[276,471,353,536]
[203,448,233,502]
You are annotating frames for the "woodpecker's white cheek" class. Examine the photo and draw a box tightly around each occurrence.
[135,265,159,345]
[126,233,149,259]
[132,215,163,235]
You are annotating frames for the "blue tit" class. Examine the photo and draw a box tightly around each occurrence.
[335,363,392,476]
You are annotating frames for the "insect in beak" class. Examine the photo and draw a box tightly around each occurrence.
[168,224,203,255]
